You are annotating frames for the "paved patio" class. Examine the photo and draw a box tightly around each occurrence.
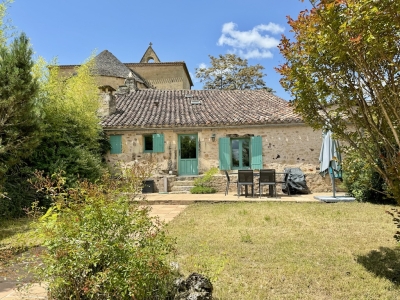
[142,190,334,204]
[0,191,345,299]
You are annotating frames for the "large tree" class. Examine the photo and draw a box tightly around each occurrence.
[0,32,41,182]
[276,0,400,203]
[0,0,14,45]
[28,57,107,184]
[196,53,273,91]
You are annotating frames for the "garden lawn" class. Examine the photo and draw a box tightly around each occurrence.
[0,218,41,279]
[166,201,400,300]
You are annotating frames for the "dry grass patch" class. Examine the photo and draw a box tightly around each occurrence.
[0,218,40,278]
[167,202,400,300]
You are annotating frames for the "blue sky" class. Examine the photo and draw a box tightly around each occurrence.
[8,0,311,100]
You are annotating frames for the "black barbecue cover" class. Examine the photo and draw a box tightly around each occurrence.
[282,168,310,195]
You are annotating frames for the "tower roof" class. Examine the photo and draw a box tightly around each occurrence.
[94,50,143,83]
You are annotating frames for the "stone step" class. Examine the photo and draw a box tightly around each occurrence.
[174,180,195,186]
[176,176,200,181]
[171,185,194,192]
[168,191,192,194]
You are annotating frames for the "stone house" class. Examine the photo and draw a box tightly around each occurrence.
[58,43,193,91]
[100,80,332,193]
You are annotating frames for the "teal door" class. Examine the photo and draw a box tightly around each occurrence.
[178,134,198,175]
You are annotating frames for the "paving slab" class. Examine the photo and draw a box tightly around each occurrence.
[148,205,188,223]
[0,283,47,299]
[141,192,344,204]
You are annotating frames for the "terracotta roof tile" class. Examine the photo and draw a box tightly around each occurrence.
[101,90,303,128]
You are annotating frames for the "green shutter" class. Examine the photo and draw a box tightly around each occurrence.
[110,135,122,154]
[152,133,164,153]
[251,136,262,170]
[219,137,231,170]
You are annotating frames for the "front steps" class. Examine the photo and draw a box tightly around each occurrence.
[170,176,198,194]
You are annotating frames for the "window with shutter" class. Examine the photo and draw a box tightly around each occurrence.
[250,136,263,169]
[152,134,164,153]
[143,134,164,153]
[219,137,231,170]
[219,135,263,170]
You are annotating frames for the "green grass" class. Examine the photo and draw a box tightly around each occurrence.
[0,218,40,263]
[167,202,400,300]
[0,218,37,248]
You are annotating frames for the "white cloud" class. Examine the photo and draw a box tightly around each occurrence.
[191,66,207,83]
[217,22,284,59]
[198,63,207,69]
[238,49,273,59]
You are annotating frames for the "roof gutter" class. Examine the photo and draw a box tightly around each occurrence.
[102,122,307,132]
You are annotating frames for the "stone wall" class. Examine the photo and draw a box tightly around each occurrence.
[104,124,335,193]
[148,77,185,90]
[105,124,323,174]
[58,65,189,90]
[129,64,191,90]
[198,125,322,173]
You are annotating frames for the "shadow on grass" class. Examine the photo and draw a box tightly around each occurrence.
[0,218,32,242]
[357,247,400,285]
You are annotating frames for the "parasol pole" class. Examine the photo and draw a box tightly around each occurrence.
[330,163,336,198]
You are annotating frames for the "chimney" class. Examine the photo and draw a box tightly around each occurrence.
[98,85,116,118]
[116,85,129,95]
[125,72,138,92]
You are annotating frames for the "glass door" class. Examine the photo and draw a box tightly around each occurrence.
[178,134,198,175]
[231,138,250,170]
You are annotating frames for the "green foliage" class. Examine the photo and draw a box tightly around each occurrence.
[385,208,400,243]
[190,167,218,194]
[0,32,41,183]
[277,0,400,204]
[0,0,14,45]
[27,57,107,185]
[238,209,248,216]
[343,148,396,204]
[0,165,45,219]
[30,163,176,300]
[193,167,219,187]
[190,186,217,194]
[2,56,107,217]
[239,230,253,244]
[195,54,273,91]
[342,147,395,204]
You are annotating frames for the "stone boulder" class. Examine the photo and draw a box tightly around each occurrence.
[172,273,213,300]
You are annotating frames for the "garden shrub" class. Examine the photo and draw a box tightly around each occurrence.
[0,165,47,219]
[190,186,217,194]
[386,208,400,243]
[190,167,218,194]
[342,147,394,204]
[30,162,177,299]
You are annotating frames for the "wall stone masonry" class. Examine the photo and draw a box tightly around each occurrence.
[105,124,345,193]
[106,124,323,173]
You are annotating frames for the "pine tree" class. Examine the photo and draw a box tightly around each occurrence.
[0,32,41,182]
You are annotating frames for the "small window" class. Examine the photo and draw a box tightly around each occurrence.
[144,135,153,152]
[143,134,165,153]
[110,135,122,154]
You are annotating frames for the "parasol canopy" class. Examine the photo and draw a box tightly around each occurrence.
[319,130,342,197]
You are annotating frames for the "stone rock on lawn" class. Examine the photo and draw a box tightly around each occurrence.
[172,272,213,300]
